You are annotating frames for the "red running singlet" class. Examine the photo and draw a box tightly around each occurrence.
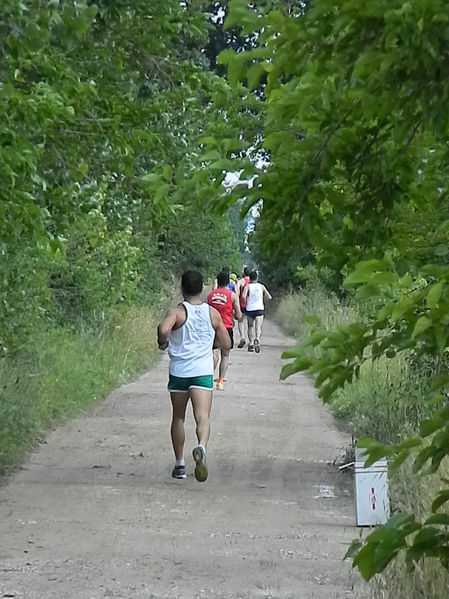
[239,276,250,309]
[207,287,233,328]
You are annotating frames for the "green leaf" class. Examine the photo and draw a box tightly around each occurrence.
[413,446,434,473]
[162,164,172,182]
[420,417,445,437]
[344,539,363,560]
[426,281,444,310]
[210,158,235,171]
[281,346,303,359]
[304,330,328,347]
[431,374,449,391]
[432,491,449,513]
[141,173,161,184]
[391,297,415,323]
[412,316,432,339]
[280,356,313,379]
[199,136,218,146]
[154,183,171,204]
[424,514,449,526]
[200,149,222,161]
[356,284,381,299]
[398,437,422,450]
[246,62,266,89]
[224,2,260,32]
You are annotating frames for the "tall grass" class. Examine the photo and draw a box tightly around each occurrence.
[275,286,432,443]
[275,285,353,340]
[275,283,449,598]
[0,306,161,474]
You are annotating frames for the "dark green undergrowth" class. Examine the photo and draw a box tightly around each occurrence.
[0,305,161,475]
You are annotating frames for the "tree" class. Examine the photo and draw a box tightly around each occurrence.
[0,1,245,352]
[206,0,449,580]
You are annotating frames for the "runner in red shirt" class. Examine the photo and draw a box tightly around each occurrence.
[236,266,251,348]
[207,271,242,390]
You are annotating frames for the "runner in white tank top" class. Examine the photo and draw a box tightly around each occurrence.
[242,270,272,353]
[245,282,265,312]
[157,270,230,483]
[168,301,215,378]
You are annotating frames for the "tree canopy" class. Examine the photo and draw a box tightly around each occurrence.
[209,0,449,580]
[0,0,244,354]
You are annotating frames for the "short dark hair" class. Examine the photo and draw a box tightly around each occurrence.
[243,266,250,277]
[249,270,258,282]
[217,271,230,287]
[181,270,203,295]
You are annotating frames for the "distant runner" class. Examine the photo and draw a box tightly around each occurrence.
[157,270,231,482]
[207,271,242,390]
[229,272,237,293]
[212,265,231,291]
[236,266,251,348]
[242,270,272,353]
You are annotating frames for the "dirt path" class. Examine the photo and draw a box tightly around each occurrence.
[0,321,368,599]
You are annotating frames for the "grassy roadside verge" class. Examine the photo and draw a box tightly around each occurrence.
[0,305,163,476]
[275,284,449,598]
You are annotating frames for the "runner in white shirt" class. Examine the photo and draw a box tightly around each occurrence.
[242,270,272,353]
[157,270,230,482]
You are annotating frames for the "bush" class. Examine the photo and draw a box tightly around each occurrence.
[372,460,449,599]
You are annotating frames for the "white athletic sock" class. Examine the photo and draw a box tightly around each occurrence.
[176,458,185,467]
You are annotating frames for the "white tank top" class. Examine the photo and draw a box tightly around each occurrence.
[168,302,215,377]
[246,282,264,311]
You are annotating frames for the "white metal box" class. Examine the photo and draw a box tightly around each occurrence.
[355,447,390,526]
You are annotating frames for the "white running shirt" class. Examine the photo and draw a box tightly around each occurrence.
[246,282,265,311]
[168,302,215,377]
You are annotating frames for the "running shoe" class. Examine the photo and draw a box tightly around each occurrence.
[192,445,208,482]
[171,464,186,479]
[248,344,254,352]
[238,339,246,349]
[216,380,224,390]
[254,339,260,353]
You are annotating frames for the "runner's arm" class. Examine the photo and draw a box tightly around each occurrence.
[262,285,272,300]
[157,307,182,350]
[209,306,231,350]
[242,284,249,300]
[231,292,242,321]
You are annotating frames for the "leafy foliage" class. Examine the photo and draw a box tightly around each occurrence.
[213,0,449,581]
[0,0,251,474]
[0,1,245,354]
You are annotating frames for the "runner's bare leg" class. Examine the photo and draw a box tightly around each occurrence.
[219,348,230,381]
[190,387,213,447]
[247,317,255,344]
[238,314,247,343]
[170,391,189,460]
[255,315,264,341]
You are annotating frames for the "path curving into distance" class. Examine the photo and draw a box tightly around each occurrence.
[0,321,368,599]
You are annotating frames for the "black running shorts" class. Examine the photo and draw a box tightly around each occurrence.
[245,309,264,319]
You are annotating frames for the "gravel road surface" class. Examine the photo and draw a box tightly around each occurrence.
[0,321,368,599]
